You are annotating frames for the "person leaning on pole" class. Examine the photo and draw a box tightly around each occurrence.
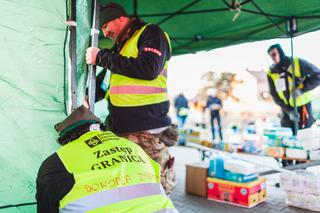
[36,105,177,213]
[85,3,178,194]
[267,44,320,132]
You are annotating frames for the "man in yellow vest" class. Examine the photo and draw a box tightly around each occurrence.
[267,44,320,131]
[85,3,177,193]
[36,105,177,213]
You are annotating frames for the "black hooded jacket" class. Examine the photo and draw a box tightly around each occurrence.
[267,44,320,112]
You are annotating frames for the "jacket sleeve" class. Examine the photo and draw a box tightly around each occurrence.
[298,58,320,92]
[95,24,170,81]
[95,69,108,102]
[36,154,75,213]
[267,75,292,112]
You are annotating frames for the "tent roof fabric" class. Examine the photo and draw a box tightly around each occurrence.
[99,0,320,55]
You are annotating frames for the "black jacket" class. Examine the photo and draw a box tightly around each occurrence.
[267,57,320,113]
[36,153,74,213]
[95,19,172,134]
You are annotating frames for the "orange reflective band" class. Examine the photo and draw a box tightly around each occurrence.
[110,86,167,94]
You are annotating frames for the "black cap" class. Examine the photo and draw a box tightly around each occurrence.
[99,3,128,28]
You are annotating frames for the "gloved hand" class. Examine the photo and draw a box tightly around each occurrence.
[293,88,303,98]
[86,47,100,65]
[288,110,299,122]
[83,96,90,109]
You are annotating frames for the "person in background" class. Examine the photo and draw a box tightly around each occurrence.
[174,93,189,129]
[174,93,189,145]
[267,44,320,132]
[206,88,223,143]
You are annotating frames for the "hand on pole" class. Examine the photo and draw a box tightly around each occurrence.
[83,95,90,109]
[86,47,100,65]
[288,111,299,122]
[294,89,303,98]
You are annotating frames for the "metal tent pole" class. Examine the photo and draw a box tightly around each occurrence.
[287,17,298,135]
[69,0,77,113]
[88,0,100,112]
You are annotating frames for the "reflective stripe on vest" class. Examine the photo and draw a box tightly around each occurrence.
[88,194,176,213]
[57,131,175,212]
[108,24,171,107]
[60,183,171,213]
[268,57,315,107]
[110,85,167,94]
[154,209,179,213]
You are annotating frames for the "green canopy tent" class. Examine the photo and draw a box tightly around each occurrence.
[0,0,320,212]
[90,0,320,55]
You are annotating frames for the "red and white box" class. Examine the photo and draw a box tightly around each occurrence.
[207,177,266,208]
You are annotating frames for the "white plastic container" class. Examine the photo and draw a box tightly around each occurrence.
[285,148,308,159]
[223,160,256,176]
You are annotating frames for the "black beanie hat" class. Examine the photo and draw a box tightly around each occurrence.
[99,3,128,28]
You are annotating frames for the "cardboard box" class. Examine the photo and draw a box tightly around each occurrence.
[224,171,258,183]
[298,127,320,150]
[264,147,285,158]
[301,139,320,150]
[286,148,308,159]
[186,162,209,197]
[185,131,201,144]
[309,150,320,160]
[207,177,266,208]
[264,127,292,139]
[280,170,320,211]
[286,193,320,212]
[298,127,320,140]
[201,141,214,148]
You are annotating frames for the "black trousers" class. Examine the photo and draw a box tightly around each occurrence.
[210,111,223,141]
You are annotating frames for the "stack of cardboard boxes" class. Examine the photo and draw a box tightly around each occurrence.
[263,126,320,160]
[186,157,266,208]
[280,166,320,212]
[295,127,320,160]
[263,127,292,158]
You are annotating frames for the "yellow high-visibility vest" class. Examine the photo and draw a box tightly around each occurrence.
[57,131,175,212]
[107,24,171,107]
[267,58,314,107]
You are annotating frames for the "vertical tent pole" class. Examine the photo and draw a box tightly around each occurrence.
[133,0,138,17]
[69,0,77,113]
[287,17,298,135]
[88,0,100,112]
